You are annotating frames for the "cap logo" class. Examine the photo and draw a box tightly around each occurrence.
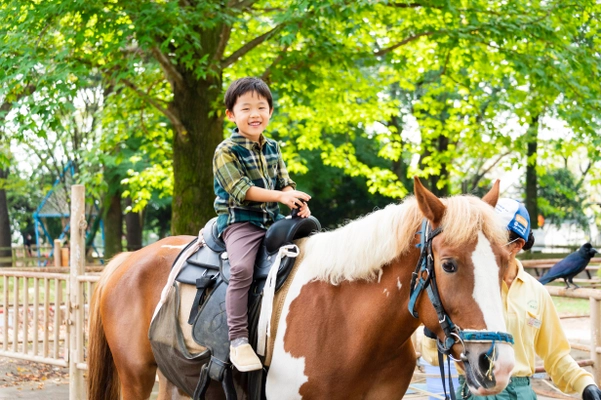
[515,215,528,229]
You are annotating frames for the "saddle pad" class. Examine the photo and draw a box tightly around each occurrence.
[149,282,211,397]
[178,282,208,353]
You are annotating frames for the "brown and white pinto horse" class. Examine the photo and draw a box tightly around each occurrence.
[88,178,515,400]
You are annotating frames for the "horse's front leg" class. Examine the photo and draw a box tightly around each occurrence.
[364,339,416,400]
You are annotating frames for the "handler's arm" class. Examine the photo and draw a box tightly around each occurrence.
[420,328,440,366]
[536,291,595,395]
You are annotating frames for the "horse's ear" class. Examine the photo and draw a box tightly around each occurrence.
[414,176,445,225]
[482,180,500,207]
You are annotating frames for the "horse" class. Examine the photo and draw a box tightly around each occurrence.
[88,177,515,400]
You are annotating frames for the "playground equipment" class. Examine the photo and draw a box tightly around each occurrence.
[32,161,104,265]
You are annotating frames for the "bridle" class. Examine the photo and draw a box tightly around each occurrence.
[408,219,514,398]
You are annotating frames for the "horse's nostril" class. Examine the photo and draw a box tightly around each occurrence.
[478,349,497,383]
[478,352,490,373]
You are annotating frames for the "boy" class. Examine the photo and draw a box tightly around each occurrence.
[213,77,311,372]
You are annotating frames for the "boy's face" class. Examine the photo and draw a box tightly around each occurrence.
[226,91,273,142]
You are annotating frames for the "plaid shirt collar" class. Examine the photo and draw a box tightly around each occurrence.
[230,128,266,149]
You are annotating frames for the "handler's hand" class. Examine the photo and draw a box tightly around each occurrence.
[280,190,311,211]
[583,385,601,400]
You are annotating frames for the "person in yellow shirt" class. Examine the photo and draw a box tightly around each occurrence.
[422,198,601,399]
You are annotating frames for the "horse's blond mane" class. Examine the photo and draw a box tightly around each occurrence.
[302,195,508,285]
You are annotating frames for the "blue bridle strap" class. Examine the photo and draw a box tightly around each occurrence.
[408,218,516,400]
[407,219,441,319]
[408,218,515,352]
[460,331,514,345]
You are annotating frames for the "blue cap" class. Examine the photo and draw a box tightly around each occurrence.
[495,198,531,241]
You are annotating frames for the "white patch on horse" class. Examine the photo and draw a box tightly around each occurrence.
[266,262,311,399]
[377,269,383,283]
[383,288,389,297]
[470,233,516,391]
[160,244,187,249]
[397,277,402,291]
[471,232,507,333]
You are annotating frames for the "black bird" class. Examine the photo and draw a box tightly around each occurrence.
[539,243,598,289]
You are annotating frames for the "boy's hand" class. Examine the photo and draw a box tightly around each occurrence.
[296,201,311,218]
[280,190,311,211]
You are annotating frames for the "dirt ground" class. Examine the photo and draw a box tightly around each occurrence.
[0,357,68,389]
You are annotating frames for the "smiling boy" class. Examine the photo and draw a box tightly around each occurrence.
[213,77,311,371]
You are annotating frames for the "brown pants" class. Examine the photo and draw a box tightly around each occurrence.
[222,222,266,340]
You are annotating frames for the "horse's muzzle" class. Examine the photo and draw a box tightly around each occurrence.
[461,342,515,396]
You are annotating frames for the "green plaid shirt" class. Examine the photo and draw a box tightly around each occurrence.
[213,129,296,236]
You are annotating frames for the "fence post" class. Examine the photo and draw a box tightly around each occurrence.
[591,297,601,385]
[69,185,86,399]
[54,240,62,268]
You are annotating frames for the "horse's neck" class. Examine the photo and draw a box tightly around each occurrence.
[294,250,420,347]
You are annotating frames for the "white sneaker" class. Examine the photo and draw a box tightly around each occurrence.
[229,343,262,372]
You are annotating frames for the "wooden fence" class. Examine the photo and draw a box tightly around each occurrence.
[0,245,105,268]
[0,246,47,268]
[522,257,601,281]
[0,269,99,367]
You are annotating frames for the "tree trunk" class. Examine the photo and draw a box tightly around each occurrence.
[125,197,143,251]
[103,191,122,259]
[171,27,224,235]
[525,115,540,229]
[0,169,12,266]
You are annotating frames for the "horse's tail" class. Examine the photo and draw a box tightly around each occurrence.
[87,252,132,400]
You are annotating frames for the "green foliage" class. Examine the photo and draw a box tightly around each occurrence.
[4,165,49,241]
[2,0,601,236]
[539,168,590,230]
[293,134,394,229]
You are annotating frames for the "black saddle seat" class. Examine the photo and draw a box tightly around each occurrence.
[176,215,321,290]
[203,215,320,255]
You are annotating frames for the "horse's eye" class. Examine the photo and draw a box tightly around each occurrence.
[442,260,457,273]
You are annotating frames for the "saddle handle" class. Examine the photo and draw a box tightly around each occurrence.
[290,199,307,218]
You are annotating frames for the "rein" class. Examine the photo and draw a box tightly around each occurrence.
[408,219,514,399]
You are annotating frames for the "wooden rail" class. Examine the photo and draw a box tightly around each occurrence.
[0,272,69,366]
[521,258,601,278]
[0,269,101,389]
[0,245,105,268]
[522,258,601,267]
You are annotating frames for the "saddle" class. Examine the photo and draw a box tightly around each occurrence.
[157,215,320,400]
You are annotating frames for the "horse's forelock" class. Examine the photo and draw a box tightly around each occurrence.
[440,196,508,248]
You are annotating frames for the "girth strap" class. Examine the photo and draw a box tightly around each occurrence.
[193,357,236,400]
[188,275,217,325]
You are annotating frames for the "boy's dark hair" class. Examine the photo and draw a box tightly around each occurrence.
[224,77,273,111]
